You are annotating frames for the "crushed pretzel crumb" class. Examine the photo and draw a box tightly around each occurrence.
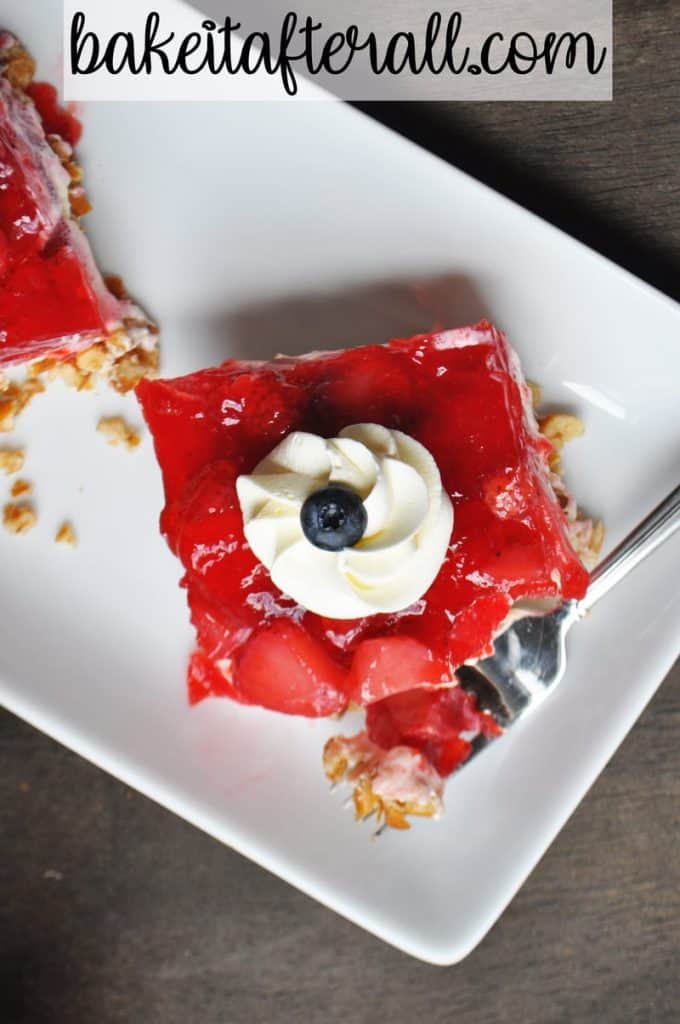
[43,130,89,218]
[75,343,108,375]
[46,133,73,163]
[55,522,77,548]
[97,416,141,451]
[17,377,45,411]
[3,502,37,535]
[26,359,53,379]
[539,413,605,570]
[69,185,92,218]
[0,393,17,433]
[1,38,36,90]
[528,381,542,408]
[539,413,585,470]
[104,331,130,357]
[324,733,443,830]
[10,478,32,498]
[65,160,82,184]
[575,517,605,570]
[0,377,45,432]
[0,448,24,475]
[110,344,160,394]
[54,361,91,391]
[1,331,158,428]
[104,274,128,300]
[30,323,159,397]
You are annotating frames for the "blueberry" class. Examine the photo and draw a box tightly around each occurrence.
[300,485,367,552]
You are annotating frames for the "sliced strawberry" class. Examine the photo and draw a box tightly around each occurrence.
[234,620,348,717]
[348,636,450,706]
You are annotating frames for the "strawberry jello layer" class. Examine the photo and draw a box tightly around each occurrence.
[138,321,589,719]
[0,32,155,368]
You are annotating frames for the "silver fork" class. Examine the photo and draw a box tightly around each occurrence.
[457,483,680,743]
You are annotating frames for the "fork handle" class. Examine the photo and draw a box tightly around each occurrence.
[578,483,680,615]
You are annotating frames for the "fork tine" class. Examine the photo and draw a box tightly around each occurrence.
[466,732,495,762]
[456,664,513,726]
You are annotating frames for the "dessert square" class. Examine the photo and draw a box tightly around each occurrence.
[138,321,589,739]
[0,32,157,379]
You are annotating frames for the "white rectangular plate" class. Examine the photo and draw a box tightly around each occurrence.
[2,0,679,965]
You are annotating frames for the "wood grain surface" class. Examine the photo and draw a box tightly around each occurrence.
[2,2,679,1021]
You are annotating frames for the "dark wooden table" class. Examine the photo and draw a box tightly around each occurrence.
[2,3,679,1021]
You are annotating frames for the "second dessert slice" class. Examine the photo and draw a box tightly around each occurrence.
[0,32,157,386]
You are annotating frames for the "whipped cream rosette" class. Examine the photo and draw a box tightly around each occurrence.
[236,423,454,618]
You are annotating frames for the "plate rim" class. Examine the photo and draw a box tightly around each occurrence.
[1,28,680,964]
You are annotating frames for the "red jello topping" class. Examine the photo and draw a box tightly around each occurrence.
[138,323,589,730]
[366,685,503,777]
[0,75,115,364]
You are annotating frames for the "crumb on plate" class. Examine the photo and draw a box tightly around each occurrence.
[0,377,44,433]
[535,412,603,570]
[96,415,141,451]
[539,412,585,470]
[323,733,443,830]
[0,35,35,90]
[29,328,160,397]
[55,522,77,548]
[9,478,32,498]
[3,502,37,534]
[0,447,24,475]
[527,380,542,408]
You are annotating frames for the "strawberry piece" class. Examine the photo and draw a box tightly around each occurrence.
[234,620,348,717]
[348,636,450,706]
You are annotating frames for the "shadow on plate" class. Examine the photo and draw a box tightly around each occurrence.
[182,273,491,368]
[354,104,680,304]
